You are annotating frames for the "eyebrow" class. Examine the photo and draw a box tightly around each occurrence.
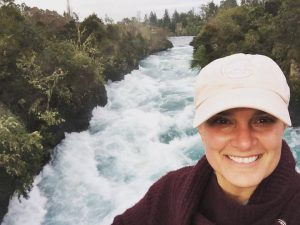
[254,111,272,116]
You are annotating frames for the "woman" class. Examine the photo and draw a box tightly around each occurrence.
[112,53,300,225]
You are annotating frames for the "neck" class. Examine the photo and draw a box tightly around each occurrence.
[215,173,257,204]
[221,188,253,204]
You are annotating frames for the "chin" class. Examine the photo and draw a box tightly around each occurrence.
[228,172,267,189]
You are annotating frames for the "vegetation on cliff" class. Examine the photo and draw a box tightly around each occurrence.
[0,114,44,196]
[191,0,300,125]
[0,0,172,216]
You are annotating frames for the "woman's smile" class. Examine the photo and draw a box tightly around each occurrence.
[227,154,260,164]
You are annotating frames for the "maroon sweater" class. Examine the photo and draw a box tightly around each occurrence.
[112,141,300,225]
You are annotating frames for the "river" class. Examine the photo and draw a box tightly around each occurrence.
[2,36,300,225]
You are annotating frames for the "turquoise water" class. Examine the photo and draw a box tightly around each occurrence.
[284,127,300,167]
[2,37,300,225]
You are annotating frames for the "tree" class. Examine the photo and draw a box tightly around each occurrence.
[104,15,114,24]
[273,0,300,73]
[143,14,149,24]
[23,7,69,35]
[264,0,281,16]
[242,0,261,5]
[192,6,265,68]
[16,51,66,126]
[0,115,44,197]
[170,10,180,32]
[59,18,77,40]
[162,9,171,29]
[172,10,180,24]
[200,1,218,21]
[149,11,157,26]
[106,23,120,40]
[80,13,106,42]
[220,0,238,8]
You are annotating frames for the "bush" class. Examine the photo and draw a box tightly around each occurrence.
[0,115,44,197]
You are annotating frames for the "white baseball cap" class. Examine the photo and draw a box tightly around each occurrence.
[193,53,291,128]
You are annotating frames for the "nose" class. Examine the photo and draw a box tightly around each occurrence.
[230,125,256,151]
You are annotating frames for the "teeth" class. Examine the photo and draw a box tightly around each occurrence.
[228,155,258,164]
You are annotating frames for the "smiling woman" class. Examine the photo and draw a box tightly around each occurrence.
[198,108,286,204]
[112,53,300,225]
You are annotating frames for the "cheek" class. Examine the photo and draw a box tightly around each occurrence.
[201,131,229,151]
[200,132,229,169]
[259,125,285,148]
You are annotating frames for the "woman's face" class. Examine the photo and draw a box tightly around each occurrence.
[198,108,286,200]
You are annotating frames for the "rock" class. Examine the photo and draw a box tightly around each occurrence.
[0,169,15,223]
[290,103,300,127]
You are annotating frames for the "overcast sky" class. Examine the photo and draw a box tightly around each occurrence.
[14,0,220,22]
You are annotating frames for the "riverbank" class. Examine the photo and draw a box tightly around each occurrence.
[0,3,172,222]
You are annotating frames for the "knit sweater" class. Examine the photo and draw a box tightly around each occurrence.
[112,141,300,225]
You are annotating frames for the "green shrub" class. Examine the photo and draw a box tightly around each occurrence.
[0,115,44,197]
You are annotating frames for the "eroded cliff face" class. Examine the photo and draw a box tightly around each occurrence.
[0,169,16,223]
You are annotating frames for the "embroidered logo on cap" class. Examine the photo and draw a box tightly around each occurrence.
[222,59,253,78]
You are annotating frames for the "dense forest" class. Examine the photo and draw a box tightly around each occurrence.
[0,0,299,222]
[191,0,300,125]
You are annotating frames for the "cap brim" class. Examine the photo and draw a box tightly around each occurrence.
[193,88,291,128]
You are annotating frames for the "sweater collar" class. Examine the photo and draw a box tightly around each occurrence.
[174,140,298,225]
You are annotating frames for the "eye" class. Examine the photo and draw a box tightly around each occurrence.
[207,116,232,126]
[253,116,277,125]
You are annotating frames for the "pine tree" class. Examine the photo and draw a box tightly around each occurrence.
[170,10,180,32]
[220,0,238,8]
[200,1,218,21]
[149,11,157,25]
[162,9,171,29]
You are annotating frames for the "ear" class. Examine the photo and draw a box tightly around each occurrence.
[197,125,204,135]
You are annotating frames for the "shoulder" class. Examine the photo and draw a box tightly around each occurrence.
[150,156,210,194]
[111,165,197,225]
[280,172,300,224]
[111,158,210,225]
[149,164,195,193]
[288,171,300,204]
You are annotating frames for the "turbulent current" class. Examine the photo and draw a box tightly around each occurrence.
[2,36,300,225]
